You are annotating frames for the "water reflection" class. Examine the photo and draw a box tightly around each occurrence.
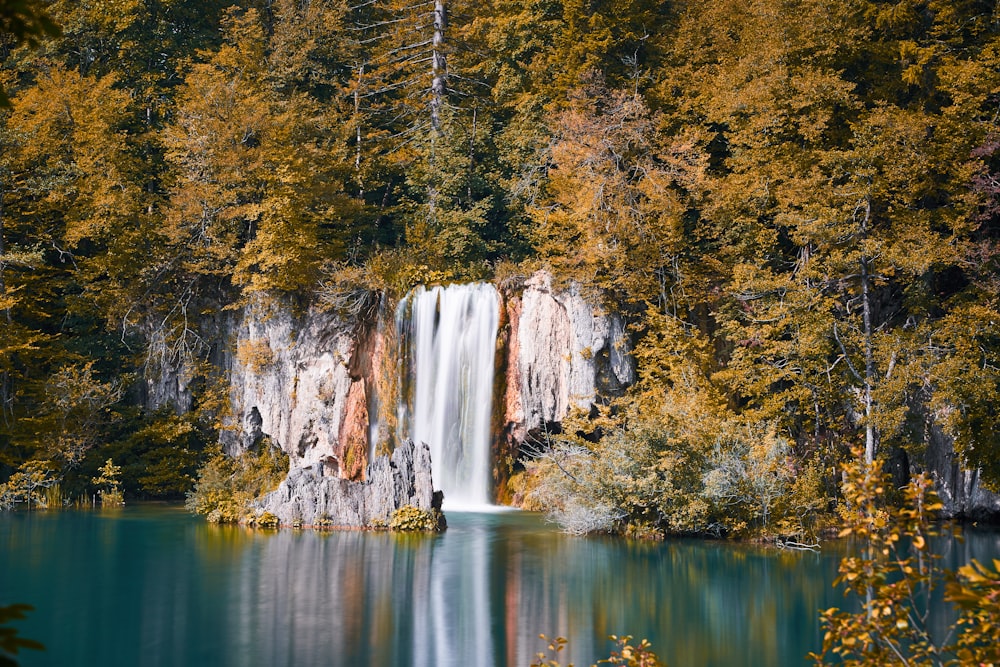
[2,507,998,667]
[189,512,848,667]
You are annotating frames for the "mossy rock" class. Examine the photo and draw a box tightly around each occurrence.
[257,512,280,528]
[388,505,443,532]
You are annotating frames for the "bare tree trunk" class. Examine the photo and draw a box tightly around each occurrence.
[862,258,876,465]
[858,197,876,465]
[430,0,446,137]
[428,0,446,217]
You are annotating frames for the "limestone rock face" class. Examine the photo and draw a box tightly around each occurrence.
[222,302,364,472]
[252,440,441,527]
[144,359,195,414]
[181,277,1000,520]
[925,419,1000,520]
[510,271,635,435]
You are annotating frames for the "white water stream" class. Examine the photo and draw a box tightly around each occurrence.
[396,283,500,509]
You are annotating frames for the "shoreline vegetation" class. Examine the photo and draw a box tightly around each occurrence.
[528,454,1000,667]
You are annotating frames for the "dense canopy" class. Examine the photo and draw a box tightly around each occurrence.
[1,0,998,515]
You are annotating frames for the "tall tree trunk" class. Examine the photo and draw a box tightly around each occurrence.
[858,197,876,465]
[0,181,10,426]
[0,185,7,324]
[430,0,446,137]
[428,0,446,216]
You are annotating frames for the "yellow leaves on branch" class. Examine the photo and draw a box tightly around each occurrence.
[529,78,705,296]
[4,63,137,248]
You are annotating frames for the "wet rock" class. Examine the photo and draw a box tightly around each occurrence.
[924,417,1000,520]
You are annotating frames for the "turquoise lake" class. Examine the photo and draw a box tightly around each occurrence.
[2,505,997,667]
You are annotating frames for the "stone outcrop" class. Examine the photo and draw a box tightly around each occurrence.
[142,312,230,415]
[504,271,635,443]
[218,274,639,509]
[144,358,195,414]
[252,439,442,527]
[222,301,373,476]
[924,418,1000,520]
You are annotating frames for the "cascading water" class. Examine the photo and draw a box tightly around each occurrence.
[396,283,499,509]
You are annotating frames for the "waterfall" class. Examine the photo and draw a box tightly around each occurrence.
[396,283,499,508]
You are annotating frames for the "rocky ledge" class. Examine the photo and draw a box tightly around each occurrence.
[252,439,444,528]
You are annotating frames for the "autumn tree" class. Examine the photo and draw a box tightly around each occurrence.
[132,7,356,365]
[0,63,137,468]
[814,454,1000,666]
[528,75,706,301]
[655,0,1000,473]
[0,0,59,105]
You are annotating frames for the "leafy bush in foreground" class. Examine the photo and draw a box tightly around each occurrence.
[531,634,664,667]
[0,604,44,666]
[812,453,1000,666]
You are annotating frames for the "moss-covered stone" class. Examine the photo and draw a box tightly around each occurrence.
[388,505,443,532]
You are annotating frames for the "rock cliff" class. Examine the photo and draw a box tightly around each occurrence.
[504,271,635,444]
[222,301,373,477]
[925,418,1000,520]
[252,439,441,527]
[197,273,997,520]
[209,273,638,513]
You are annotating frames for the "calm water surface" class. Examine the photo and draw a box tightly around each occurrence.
[2,506,997,667]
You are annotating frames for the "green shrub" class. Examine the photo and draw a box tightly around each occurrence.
[98,489,124,508]
[63,407,212,502]
[256,512,279,528]
[388,505,442,532]
[525,390,835,540]
[526,402,713,536]
[702,421,792,535]
[0,461,58,511]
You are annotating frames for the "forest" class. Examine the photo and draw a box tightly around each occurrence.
[0,0,999,537]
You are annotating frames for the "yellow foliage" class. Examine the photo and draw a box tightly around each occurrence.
[236,339,274,374]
